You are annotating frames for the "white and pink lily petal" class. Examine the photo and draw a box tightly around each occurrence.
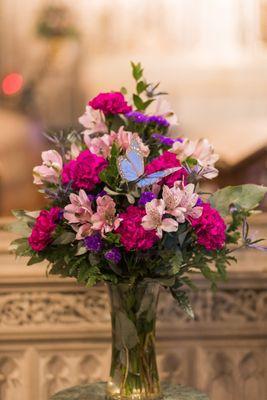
[142,199,178,239]
[171,138,219,179]
[179,183,203,220]
[75,223,94,240]
[114,127,150,157]
[84,132,116,158]
[91,195,121,235]
[63,190,93,224]
[79,105,108,135]
[148,98,178,127]
[162,185,186,222]
[33,150,63,185]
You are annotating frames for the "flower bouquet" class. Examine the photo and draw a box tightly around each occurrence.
[11,63,267,400]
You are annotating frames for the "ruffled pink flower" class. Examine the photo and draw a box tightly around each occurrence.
[145,151,188,187]
[116,206,158,251]
[89,92,132,115]
[28,207,61,251]
[62,150,108,191]
[142,199,178,238]
[33,150,63,185]
[91,195,121,235]
[190,203,226,251]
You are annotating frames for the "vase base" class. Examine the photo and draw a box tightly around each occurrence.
[106,382,163,400]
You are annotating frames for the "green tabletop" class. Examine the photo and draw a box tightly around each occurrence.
[50,382,209,400]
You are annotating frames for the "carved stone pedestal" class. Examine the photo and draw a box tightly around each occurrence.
[50,382,209,400]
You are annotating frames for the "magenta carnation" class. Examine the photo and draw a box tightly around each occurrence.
[89,92,132,115]
[190,203,226,251]
[115,206,158,251]
[62,150,107,191]
[28,207,61,252]
[145,151,188,187]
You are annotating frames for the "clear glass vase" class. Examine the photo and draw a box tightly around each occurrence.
[106,282,162,400]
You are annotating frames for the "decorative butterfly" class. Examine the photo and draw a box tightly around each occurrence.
[118,138,180,188]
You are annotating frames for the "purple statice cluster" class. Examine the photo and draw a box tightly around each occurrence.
[138,191,156,206]
[104,248,122,264]
[125,111,169,127]
[84,233,103,252]
[152,134,183,147]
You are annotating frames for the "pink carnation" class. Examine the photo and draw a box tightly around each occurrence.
[28,207,61,252]
[190,203,226,251]
[89,92,132,115]
[62,150,108,191]
[115,206,158,251]
[145,151,188,187]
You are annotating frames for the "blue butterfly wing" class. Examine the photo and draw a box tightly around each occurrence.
[137,167,180,188]
[118,157,139,181]
[118,150,144,182]
[126,149,144,176]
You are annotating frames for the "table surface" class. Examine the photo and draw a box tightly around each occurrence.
[50,382,209,400]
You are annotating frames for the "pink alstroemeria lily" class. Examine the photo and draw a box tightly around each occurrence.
[170,138,219,179]
[142,199,178,238]
[179,183,203,220]
[63,189,93,240]
[162,184,186,222]
[33,150,63,185]
[91,195,121,236]
[79,105,108,135]
[84,133,116,159]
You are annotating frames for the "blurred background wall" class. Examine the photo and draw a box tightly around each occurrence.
[0,1,267,400]
[0,0,267,214]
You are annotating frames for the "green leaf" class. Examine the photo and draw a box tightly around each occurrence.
[120,86,127,94]
[12,209,37,224]
[9,237,32,256]
[27,253,45,266]
[169,250,183,275]
[210,184,267,217]
[75,244,87,256]
[6,221,31,236]
[52,231,76,245]
[137,81,147,94]
[115,311,139,350]
[131,61,143,81]
[170,289,194,319]
[133,94,145,110]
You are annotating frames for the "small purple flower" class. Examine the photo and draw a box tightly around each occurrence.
[152,133,183,147]
[196,197,203,206]
[148,115,169,127]
[96,190,107,198]
[138,191,156,206]
[105,248,122,264]
[87,194,95,202]
[125,111,149,124]
[84,233,103,252]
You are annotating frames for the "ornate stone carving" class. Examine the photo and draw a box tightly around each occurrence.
[45,356,71,398]
[1,287,267,329]
[0,356,21,400]
[0,289,110,326]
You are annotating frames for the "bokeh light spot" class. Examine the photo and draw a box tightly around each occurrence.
[2,73,23,95]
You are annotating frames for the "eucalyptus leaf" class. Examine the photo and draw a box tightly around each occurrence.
[115,311,139,350]
[12,209,37,223]
[210,184,267,217]
[6,221,31,236]
[53,232,76,245]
